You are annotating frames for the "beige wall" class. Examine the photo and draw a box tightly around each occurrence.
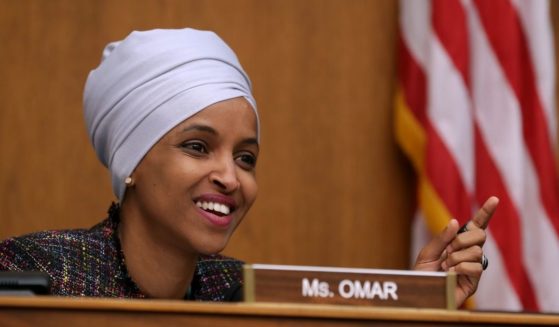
[0,0,431,271]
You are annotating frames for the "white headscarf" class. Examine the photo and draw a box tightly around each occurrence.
[83,28,258,200]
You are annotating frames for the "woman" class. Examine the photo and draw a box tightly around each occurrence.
[0,28,497,305]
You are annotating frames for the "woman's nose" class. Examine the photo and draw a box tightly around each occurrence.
[209,157,240,192]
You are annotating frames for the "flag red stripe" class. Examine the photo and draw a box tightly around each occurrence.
[474,127,539,310]
[432,0,539,309]
[399,33,472,224]
[425,128,472,224]
[398,35,427,125]
[432,0,470,87]
[429,0,472,226]
[474,0,559,236]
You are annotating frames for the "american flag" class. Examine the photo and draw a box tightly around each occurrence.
[395,0,559,312]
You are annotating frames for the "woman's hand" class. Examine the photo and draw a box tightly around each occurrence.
[413,196,499,307]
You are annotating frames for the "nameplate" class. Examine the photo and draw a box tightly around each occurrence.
[243,264,456,309]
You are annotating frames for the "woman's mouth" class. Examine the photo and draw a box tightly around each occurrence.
[195,201,231,216]
[193,194,237,227]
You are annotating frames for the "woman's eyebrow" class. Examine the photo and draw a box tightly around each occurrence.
[181,124,217,135]
[241,138,259,147]
[182,124,258,147]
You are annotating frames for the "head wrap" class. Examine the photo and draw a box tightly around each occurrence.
[83,28,258,200]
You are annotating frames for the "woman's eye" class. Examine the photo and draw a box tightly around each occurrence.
[236,153,257,169]
[180,141,208,154]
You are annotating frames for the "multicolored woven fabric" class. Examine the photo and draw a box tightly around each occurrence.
[0,204,243,301]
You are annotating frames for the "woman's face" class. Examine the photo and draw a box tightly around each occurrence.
[128,97,258,255]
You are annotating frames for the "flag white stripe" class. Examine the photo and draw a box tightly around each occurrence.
[465,0,559,310]
[403,0,476,200]
[512,0,557,143]
[475,232,522,310]
[465,0,528,208]
[400,0,431,70]
[427,36,475,193]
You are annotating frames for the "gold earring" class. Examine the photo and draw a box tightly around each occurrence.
[124,176,134,187]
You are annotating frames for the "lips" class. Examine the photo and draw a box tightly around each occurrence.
[193,194,237,227]
[195,200,231,215]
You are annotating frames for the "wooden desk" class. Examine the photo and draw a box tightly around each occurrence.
[0,296,558,326]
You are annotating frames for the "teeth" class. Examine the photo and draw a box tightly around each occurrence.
[196,201,231,215]
[221,204,230,215]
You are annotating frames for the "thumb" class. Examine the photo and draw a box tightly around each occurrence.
[417,219,459,264]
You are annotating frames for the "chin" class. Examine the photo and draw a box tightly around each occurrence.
[195,239,229,256]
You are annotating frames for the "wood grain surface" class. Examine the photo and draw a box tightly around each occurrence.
[0,297,558,326]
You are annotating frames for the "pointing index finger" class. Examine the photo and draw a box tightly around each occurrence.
[470,196,499,230]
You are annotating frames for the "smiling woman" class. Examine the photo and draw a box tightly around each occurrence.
[0,28,258,301]
[119,98,259,298]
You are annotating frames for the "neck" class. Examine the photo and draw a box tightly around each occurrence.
[118,201,198,299]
